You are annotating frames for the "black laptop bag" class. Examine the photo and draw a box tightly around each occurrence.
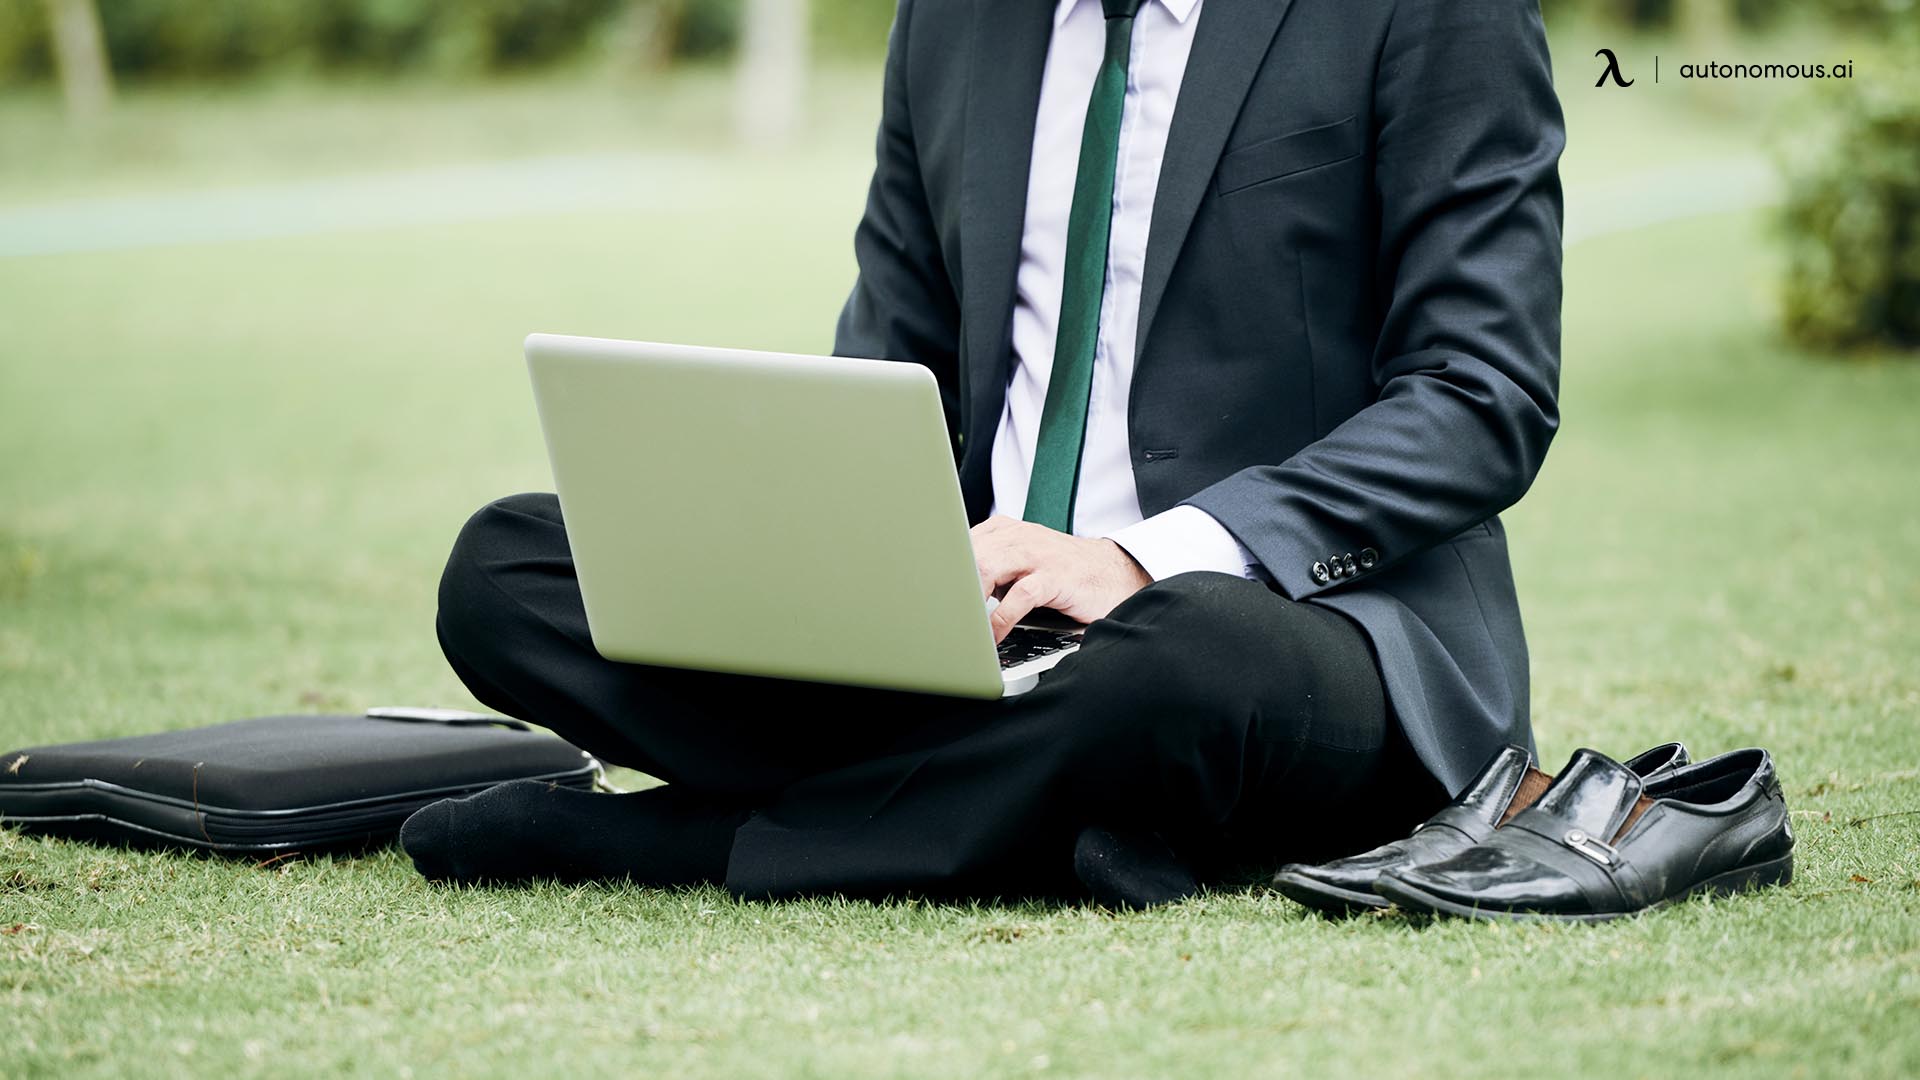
[0,710,602,854]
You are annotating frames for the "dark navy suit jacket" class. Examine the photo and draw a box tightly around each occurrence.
[833,0,1566,795]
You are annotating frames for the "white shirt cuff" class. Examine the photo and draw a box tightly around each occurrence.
[1105,505,1263,582]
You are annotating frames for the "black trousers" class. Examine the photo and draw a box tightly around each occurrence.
[436,494,1443,899]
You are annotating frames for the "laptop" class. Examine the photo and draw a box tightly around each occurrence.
[524,333,1082,699]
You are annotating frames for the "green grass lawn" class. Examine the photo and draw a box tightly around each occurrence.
[4,65,1919,1078]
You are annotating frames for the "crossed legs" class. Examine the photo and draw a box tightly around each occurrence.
[412,493,1438,899]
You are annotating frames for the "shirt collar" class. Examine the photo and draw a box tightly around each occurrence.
[1054,0,1199,29]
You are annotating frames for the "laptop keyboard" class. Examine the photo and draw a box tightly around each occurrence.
[997,626,1082,670]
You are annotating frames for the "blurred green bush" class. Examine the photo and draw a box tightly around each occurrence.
[5,0,1915,84]
[0,0,896,84]
[0,1,50,83]
[1780,63,1920,352]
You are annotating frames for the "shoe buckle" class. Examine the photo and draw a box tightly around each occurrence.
[1563,828,1617,866]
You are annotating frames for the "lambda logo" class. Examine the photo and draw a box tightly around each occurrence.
[1594,48,1634,88]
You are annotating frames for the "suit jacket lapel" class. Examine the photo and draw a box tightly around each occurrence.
[1135,0,1296,363]
[958,0,1054,441]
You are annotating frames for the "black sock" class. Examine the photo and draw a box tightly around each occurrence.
[399,781,750,886]
[1072,826,1199,910]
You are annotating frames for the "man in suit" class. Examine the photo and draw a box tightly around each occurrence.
[404,0,1565,905]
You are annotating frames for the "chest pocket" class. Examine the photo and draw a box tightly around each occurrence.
[1215,115,1362,196]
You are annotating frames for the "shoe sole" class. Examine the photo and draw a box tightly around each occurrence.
[1271,870,1390,915]
[1374,852,1794,924]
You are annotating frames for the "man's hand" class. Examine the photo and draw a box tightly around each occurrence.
[970,515,1152,643]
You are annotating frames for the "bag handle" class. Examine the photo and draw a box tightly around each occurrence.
[368,707,620,788]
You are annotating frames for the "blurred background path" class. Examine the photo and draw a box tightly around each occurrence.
[0,150,1780,257]
[0,151,711,256]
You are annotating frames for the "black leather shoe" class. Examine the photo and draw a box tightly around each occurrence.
[1271,742,1688,915]
[1374,747,1792,922]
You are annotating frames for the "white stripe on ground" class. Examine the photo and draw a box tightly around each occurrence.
[0,151,1776,259]
[0,151,710,258]
[1564,155,1777,246]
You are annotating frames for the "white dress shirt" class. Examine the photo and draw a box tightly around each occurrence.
[988,0,1260,581]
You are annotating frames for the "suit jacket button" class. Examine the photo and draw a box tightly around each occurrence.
[1359,547,1379,569]
[1311,561,1331,583]
[1343,553,1359,575]
[1328,557,1346,579]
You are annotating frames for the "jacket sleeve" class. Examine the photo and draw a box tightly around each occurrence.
[1184,0,1565,600]
[831,0,964,443]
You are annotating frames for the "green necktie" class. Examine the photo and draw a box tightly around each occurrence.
[1021,0,1146,534]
